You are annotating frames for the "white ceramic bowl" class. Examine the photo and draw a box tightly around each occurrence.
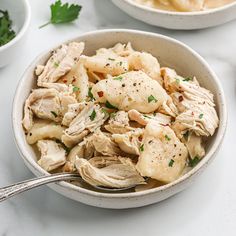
[0,0,31,67]
[112,0,236,30]
[12,29,227,209]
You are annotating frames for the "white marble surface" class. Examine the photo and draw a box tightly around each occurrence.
[0,0,235,235]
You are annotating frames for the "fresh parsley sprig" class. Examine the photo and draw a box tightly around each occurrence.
[39,0,82,28]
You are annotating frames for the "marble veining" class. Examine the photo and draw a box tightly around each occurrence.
[0,0,236,235]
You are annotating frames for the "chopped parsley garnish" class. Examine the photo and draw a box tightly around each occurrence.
[101,108,109,115]
[51,111,58,118]
[113,76,123,81]
[119,61,123,66]
[189,156,200,167]
[54,62,60,67]
[108,58,115,61]
[110,112,116,118]
[88,87,95,101]
[105,101,117,109]
[148,95,158,103]
[176,78,180,84]
[183,77,193,82]
[140,144,144,152]
[153,112,156,117]
[89,109,96,121]
[143,114,151,119]
[39,0,82,28]
[169,159,174,167]
[55,139,71,154]
[165,135,171,141]
[0,10,16,46]
[199,113,204,119]
[73,86,79,92]
[183,131,189,140]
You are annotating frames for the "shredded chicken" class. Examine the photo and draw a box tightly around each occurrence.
[105,111,134,134]
[112,128,144,155]
[75,156,145,188]
[22,88,76,131]
[62,102,109,147]
[37,140,66,171]
[161,67,219,137]
[37,42,84,87]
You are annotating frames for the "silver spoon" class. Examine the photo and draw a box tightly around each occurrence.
[0,173,135,202]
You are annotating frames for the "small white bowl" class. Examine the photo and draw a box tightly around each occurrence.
[12,29,227,209]
[0,0,31,67]
[112,0,236,30]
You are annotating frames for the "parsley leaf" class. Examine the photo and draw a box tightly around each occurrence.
[51,111,58,118]
[183,77,193,82]
[189,156,200,167]
[39,0,82,28]
[105,101,117,109]
[140,144,144,152]
[169,159,174,167]
[0,10,16,46]
[199,113,204,119]
[148,95,158,103]
[73,86,79,92]
[165,134,171,141]
[113,76,123,81]
[108,58,115,61]
[88,87,95,101]
[89,109,96,121]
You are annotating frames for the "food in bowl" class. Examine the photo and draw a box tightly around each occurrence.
[22,41,219,192]
[0,10,16,46]
[133,0,235,11]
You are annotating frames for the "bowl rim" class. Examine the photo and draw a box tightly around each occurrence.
[119,0,236,16]
[0,0,31,52]
[12,29,227,199]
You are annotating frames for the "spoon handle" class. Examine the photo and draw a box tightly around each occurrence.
[0,173,80,202]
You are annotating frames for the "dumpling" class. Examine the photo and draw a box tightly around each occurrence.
[92,71,168,113]
[26,120,65,144]
[80,46,129,76]
[60,61,89,102]
[128,109,171,126]
[136,121,188,183]
[37,140,66,171]
[75,156,145,188]
[128,51,162,84]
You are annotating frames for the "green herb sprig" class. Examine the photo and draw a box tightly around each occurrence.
[39,0,82,28]
[0,10,16,46]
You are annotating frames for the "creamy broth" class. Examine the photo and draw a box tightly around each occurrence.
[133,0,235,12]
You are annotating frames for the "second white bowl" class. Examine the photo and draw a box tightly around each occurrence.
[112,0,236,30]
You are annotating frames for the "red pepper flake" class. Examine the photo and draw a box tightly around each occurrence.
[63,79,67,83]
[192,112,194,116]
[179,95,184,102]
[97,91,104,97]
[72,77,76,83]
[138,136,143,141]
